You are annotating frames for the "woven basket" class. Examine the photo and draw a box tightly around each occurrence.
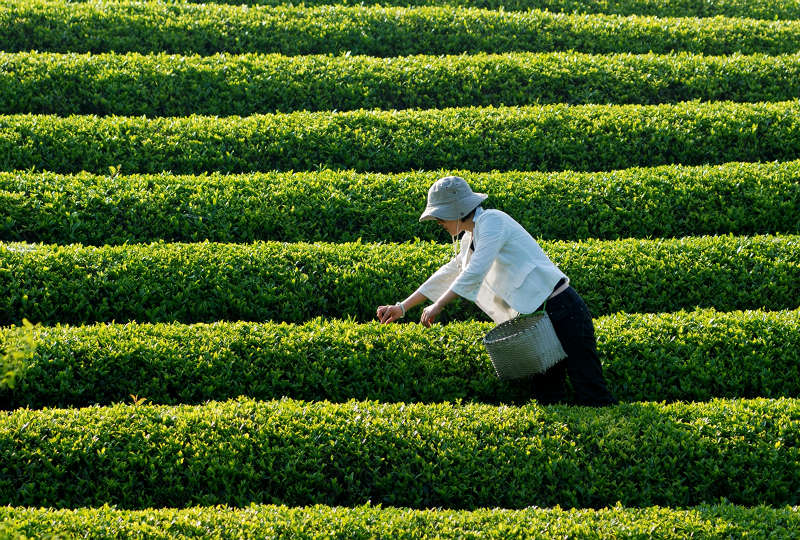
[482,311,567,380]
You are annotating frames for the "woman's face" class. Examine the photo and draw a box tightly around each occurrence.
[436,218,461,236]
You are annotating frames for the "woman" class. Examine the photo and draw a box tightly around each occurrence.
[376,176,617,407]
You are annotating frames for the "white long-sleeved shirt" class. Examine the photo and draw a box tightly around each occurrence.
[416,207,567,323]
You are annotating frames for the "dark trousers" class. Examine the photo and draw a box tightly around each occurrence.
[530,286,617,407]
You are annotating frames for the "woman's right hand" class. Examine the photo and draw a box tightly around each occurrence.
[376,304,403,324]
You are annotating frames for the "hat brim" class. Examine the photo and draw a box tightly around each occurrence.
[419,193,487,222]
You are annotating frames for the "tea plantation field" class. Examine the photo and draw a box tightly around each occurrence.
[1,0,799,537]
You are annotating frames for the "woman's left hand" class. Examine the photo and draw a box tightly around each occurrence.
[420,303,443,327]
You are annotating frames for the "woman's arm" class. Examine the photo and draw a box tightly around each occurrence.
[419,214,505,326]
[377,252,462,324]
[448,212,505,303]
[420,288,460,327]
[376,290,428,324]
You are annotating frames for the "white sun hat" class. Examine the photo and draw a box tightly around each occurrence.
[419,176,488,222]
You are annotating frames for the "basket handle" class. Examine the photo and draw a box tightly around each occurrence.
[519,299,548,319]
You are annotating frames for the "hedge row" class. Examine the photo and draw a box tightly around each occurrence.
[3,102,800,174]
[2,161,798,245]
[1,235,798,325]
[50,0,800,20]
[2,397,799,508]
[2,308,798,408]
[5,51,800,116]
[1,503,799,539]
[5,2,800,56]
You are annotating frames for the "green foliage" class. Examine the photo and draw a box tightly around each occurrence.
[82,0,800,20]
[2,0,799,527]
[1,397,799,508]
[0,319,35,390]
[3,51,800,115]
[1,161,798,244]
[2,101,800,174]
[0,235,798,325]
[0,503,799,539]
[4,1,800,56]
[1,308,798,408]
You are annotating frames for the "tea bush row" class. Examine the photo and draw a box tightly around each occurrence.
[2,101,800,174]
[1,503,799,539]
[1,235,798,325]
[5,2,800,56]
[4,51,800,116]
[48,0,800,20]
[2,397,798,509]
[3,161,798,245]
[2,308,797,408]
